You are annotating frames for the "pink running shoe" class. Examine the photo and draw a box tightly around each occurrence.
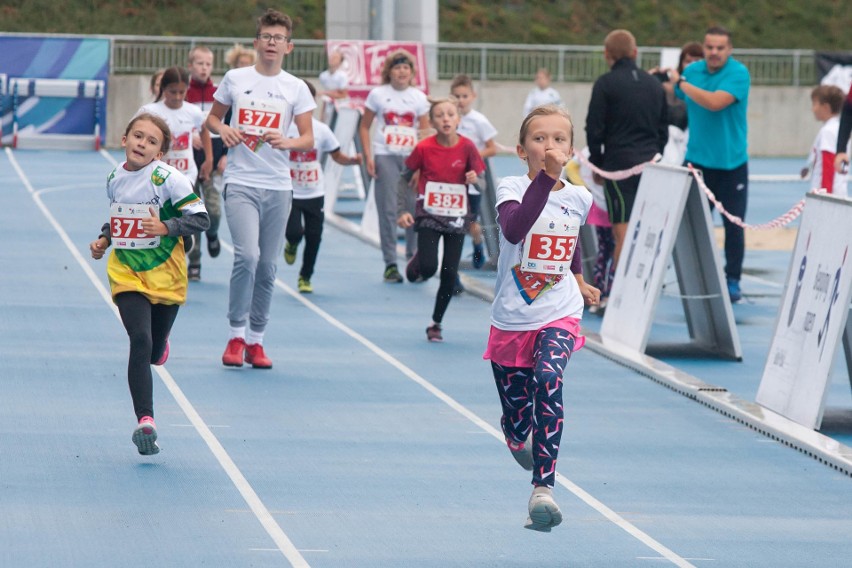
[132,416,160,455]
[153,340,170,366]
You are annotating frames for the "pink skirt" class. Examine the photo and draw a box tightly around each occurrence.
[586,201,611,227]
[483,316,585,368]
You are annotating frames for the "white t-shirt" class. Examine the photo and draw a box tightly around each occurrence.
[286,118,341,200]
[522,87,563,116]
[458,109,497,151]
[491,174,592,330]
[319,68,349,91]
[214,66,316,191]
[136,101,205,184]
[810,116,849,197]
[364,84,429,156]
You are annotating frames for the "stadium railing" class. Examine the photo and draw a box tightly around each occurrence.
[104,34,818,86]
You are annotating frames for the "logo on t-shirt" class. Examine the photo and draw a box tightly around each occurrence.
[151,166,171,186]
[383,110,415,127]
[289,148,318,163]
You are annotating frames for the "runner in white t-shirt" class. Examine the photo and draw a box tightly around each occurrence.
[451,74,498,272]
[283,81,362,294]
[482,105,599,533]
[358,49,430,283]
[206,8,316,370]
[522,68,564,117]
[803,85,849,197]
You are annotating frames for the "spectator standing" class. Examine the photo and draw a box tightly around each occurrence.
[668,25,751,303]
[585,29,668,268]
[522,68,563,117]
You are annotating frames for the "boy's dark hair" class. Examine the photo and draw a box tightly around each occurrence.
[303,79,316,98]
[257,8,293,36]
[155,66,190,103]
[811,85,844,114]
[678,42,704,73]
[450,74,474,91]
[125,112,172,154]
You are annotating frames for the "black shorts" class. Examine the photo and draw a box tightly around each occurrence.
[604,173,641,224]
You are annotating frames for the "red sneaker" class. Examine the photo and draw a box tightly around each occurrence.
[245,343,272,369]
[222,337,246,367]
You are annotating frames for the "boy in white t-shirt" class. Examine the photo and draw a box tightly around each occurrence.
[206,8,316,370]
[451,74,497,270]
[522,68,563,117]
[283,80,362,293]
[802,85,848,197]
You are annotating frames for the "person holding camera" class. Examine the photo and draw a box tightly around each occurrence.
[585,29,668,269]
[651,42,704,165]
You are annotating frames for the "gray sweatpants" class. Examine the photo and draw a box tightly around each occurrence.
[223,183,292,333]
[188,173,222,266]
[375,154,416,265]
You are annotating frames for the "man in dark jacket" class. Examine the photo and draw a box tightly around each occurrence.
[586,29,668,266]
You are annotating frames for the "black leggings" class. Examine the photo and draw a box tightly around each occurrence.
[114,292,179,420]
[285,196,324,280]
[416,227,465,324]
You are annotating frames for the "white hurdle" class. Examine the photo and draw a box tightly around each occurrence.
[4,77,106,150]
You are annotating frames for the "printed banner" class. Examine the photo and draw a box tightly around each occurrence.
[325,40,428,108]
[0,35,109,145]
[757,194,852,429]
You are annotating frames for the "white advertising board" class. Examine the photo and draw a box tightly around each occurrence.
[757,193,852,429]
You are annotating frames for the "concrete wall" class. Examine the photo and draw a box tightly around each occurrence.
[106,74,819,157]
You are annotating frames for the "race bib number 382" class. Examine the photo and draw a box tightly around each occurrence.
[423,182,468,217]
[520,217,579,275]
[110,203,160,249]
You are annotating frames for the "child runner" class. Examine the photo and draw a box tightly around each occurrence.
[284,80,362,293]
[482,104,599,531]
[89,113,209,455]
[185,46,225,280]
[358,49,430,283]
[451,73,498,270]
[137,65,212,268]
[802,85,848,197]
[206,8,315,369]
[397,97,485,342]
[522,68,563,117]
[149,69,164,101]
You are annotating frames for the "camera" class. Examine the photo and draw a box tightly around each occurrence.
[652,70,670,82]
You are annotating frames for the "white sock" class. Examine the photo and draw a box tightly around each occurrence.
[246,329,264,346]
[229,326,246,340]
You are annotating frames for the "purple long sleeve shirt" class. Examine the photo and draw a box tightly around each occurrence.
[496,170,584,274]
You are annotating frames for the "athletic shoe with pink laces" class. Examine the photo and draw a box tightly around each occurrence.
[132,416,160,456]
[426,324,443,342]
[222,337,246,367]
[506,433,533,471]
[153,340,169,366]
[245,343,272,369]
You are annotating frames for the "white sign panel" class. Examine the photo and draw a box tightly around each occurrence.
[757,194,852,429]
[601,164,690,350]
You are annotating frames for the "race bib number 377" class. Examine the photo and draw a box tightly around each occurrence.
[110,203,160,249]
[520,217,579,275]
[236,96,287,136]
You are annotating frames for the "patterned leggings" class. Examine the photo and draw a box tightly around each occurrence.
[594,226,615,299]
[491,327,575,487]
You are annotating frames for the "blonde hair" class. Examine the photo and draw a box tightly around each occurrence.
[225,44,255,68]
[427,97,458,120]
[381,49,416,85]
[518,104,574,147]
[187,45,213,66]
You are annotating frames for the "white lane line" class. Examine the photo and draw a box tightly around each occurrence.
[10,147,310,568]
[213,237,697,568]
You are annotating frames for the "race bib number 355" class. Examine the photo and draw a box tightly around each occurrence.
[521,217,579,275]
[110,203,160,249]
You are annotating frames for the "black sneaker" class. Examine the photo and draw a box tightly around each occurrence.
[207,236,220,258]
[383,264,403,283]
[426,324,443,342]
[188,265,201,281]
[406,253,424,283]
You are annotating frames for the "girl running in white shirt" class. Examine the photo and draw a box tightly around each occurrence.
[482,104,599,531]
[358,49,430,283]
[89,113,209,456]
